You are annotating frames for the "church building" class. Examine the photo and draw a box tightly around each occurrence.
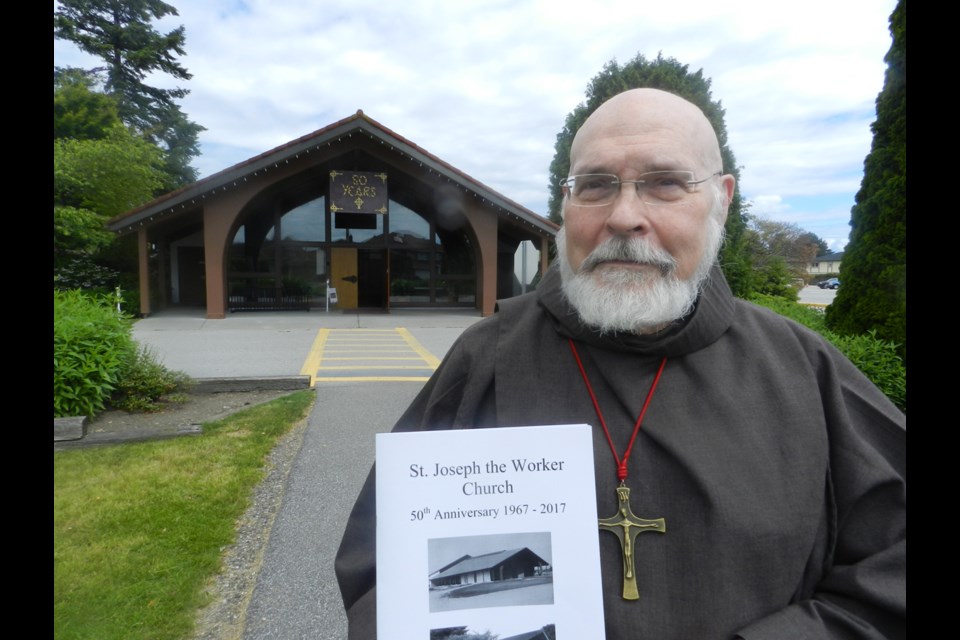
[107,110,557,319]
[428,547,550,588]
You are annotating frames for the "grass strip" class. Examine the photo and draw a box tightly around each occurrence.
[54,389,315,640]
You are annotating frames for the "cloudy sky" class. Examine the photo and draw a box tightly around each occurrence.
[54,0,897,252]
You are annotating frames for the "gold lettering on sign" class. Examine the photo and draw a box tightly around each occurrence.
[340,185,378,198]
[330,170,388,214]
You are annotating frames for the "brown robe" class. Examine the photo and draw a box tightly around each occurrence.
[335,265,906,639]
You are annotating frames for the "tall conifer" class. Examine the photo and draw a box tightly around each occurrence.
[826,0,906,361]
[55,0,203,189]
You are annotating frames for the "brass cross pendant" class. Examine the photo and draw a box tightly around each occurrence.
[598,485,666,600]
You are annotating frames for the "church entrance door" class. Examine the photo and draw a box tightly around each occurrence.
[330,247,358,309]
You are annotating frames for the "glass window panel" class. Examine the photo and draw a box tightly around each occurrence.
[435,275,475,304]
[229,219,277,273]
[390,249,431,303]
[228,225,248,271]
[281,245,327,306]
[388,201,430,242]
[281,197,326,242]
[229,226,277,272]
[436,229,474,276]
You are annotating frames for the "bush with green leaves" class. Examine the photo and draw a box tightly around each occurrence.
[826,330,905,413]
[54,289,134,418]
[109,344,192,413]
[750,256,799,302]
[748,293,827,332]
[749,294,905,413]
[54,289,191,418]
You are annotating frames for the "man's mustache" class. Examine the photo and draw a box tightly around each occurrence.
[579,237,677,277]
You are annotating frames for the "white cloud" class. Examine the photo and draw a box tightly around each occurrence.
[54,0,898,247]
[748,195,790,217]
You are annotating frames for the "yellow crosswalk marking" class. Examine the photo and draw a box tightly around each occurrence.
[300,328,441,385]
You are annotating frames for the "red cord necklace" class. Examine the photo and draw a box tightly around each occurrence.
[568,338,667,601]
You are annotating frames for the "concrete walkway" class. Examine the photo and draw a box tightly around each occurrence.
[131,308,482,639]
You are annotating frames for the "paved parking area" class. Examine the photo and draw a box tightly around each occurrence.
[797,285,838,307]
[131,307,483,639]
[132,308,482,380]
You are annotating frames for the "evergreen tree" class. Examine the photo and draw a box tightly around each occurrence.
[826,0,906,362]
[547,53,752,296]
[54,0,203,189]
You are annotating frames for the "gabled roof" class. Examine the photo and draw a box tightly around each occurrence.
[501,631,551,640]
[433,547,546,579]
[815,252,844,262]
[429,554,472,577]
[107,110,557,237]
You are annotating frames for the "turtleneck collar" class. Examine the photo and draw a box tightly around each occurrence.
[535,262,736,358]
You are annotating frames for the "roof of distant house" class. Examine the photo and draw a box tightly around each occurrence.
[501,630,552,640]
[814,252,844,262]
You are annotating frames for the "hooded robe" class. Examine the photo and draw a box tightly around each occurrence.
[335,265,906,639]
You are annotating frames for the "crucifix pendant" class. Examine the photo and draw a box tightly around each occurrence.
[598,485,666,600]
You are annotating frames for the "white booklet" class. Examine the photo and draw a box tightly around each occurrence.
[376,423,605,639]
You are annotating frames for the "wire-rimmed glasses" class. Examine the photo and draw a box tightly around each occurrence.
[560,170,721,207]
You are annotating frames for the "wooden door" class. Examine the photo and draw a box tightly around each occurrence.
[330,247,358,309]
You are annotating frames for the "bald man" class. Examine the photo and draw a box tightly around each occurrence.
[336,89,906,639]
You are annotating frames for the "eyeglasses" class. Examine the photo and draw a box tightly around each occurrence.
[560,170,721,207]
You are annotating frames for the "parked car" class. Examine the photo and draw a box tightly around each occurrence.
[818,277,841,289]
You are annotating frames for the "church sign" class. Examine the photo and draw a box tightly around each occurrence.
[330,170,388,214]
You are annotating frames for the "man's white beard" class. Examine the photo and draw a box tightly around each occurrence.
[557,213,724,335]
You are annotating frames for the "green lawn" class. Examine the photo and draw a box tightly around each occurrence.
[54,389,315,640]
